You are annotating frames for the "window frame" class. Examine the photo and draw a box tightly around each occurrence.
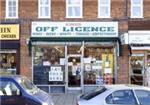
[66,0,83,18]
[131,0,143,18]
[38,0,51,18]
[98,0,111,18]
[5,0,18,19]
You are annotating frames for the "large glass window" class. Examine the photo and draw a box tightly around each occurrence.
[6,0,18,18]
[33,45,65,85]
[84,45,114,85]
[38,0,51,18]
[131,0,143,18]
[130,55,144,85]
[98,0,110,18]
[66,0,83,18]
[0,50,17,75]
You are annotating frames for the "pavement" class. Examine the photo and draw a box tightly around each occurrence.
[52,94,78,105]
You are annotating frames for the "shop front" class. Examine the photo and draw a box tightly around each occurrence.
[128,31,150,86]
[30,22,120,93]
[0,24,20,75]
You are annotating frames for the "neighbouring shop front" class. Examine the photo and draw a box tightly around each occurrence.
[30,22,120,93]
[128,31,150,86]
[0,24,20,75]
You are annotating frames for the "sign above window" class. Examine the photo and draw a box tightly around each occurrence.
[0,24,19,40]
[31,22,118,37]
[128,31,150,44]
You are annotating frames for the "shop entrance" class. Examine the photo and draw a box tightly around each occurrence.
[67,54,82,89]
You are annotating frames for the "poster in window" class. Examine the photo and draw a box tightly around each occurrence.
[49,66,63,81]
[102,54,114,74]
[85,64,91,71]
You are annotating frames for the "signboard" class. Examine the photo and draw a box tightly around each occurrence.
[0,24,19,40]
[120,33,128,45]
[49,66,63,81]
[129,31,150,44]
[32,22,118,37]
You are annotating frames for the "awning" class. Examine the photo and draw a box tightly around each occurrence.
[0,41,20,49]
[28,37,122,56]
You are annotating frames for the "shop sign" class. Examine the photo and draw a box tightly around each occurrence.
[32,22,118,37]
[120,33,128,45]
[0,24,19,40]
[129,31,150,44]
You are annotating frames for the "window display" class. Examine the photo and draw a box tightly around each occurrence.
[33,46,65,66]
[84,46,114,85]
[0,51,16,75]
[130,55,144,85]
[33,45,65,85]
[147,54,150,67]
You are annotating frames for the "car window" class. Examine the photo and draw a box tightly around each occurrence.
[0,80,20,96]
[80,86,107,100]
[135,90,150,105]
[106,90,137,105]
[17,77,38,95]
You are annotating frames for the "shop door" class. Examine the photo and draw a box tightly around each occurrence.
[67,54,81,88]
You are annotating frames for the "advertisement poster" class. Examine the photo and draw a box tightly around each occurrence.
[102,54,114,74]
[49,66,63,81]
[84,64,91,71]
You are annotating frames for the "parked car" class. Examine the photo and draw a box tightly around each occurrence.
[77,84,150,105]
[0,75,54,105]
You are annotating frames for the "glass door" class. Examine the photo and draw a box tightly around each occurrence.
[67,54,81,88]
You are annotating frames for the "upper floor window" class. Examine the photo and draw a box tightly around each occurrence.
[6,0,18,18]
[66,0,83,18]
[131,0,143,18]
[38,0,51,18]
[98,0,111,18]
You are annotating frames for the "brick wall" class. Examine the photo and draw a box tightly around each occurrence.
[118,45,130,84]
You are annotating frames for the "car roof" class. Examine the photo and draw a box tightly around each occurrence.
[0,75,25,81]
[103,84,150,91]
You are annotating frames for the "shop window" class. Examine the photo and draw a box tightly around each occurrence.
[131,0,143,18]
[0,51,17,75]
[84,46,114,85]
[6,0,18,18]
[67,45,81,54]
[66,0,83,18]
[98,0,111,18]
[147,54,150,67]
[33,46,65,85]
[130,55,144,85]
[38,0,51,18]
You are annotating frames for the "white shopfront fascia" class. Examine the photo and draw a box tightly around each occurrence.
[120,31,150,50]
[31,22,118,37]
[129,31,150,44]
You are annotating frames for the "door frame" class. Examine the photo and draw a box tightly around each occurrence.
[67,54,83,90]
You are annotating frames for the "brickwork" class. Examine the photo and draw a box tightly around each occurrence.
[118,45,130,84]
[0,0,150,84]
